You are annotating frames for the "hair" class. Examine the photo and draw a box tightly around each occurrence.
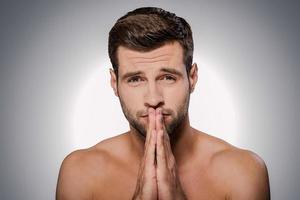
[108,7,194,78]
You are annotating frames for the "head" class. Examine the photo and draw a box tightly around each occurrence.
[108,7,198,138]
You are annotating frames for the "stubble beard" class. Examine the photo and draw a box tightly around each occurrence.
[118,92,190,139]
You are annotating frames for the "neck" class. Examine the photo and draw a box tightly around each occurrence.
[128,114,196,167]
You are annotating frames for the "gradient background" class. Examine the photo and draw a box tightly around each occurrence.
[1,1,299,199]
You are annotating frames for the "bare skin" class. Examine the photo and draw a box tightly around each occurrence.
[56,42,270,199]
[56,123,270,199]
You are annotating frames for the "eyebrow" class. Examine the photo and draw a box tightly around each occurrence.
[121,71,144,81]
[121,67,183,81]
[160,67,183,77]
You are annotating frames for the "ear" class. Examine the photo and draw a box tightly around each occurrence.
[188,63,198,93]
[109,68,119,97]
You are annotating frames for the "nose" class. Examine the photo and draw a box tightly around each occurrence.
[144,82,164,109]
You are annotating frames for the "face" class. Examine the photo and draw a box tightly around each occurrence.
[110,41,198,138]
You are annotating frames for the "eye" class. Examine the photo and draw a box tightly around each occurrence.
[127,76,141,83]
[127,76,144,83]
[161,74,176,82]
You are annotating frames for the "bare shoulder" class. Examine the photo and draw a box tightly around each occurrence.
[56,133,130,200]
[200,132,270,199]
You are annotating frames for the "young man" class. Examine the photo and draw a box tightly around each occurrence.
[56,7,270,200]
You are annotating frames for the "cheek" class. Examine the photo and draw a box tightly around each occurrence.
[118,86,144,108]
[164,83,189,106]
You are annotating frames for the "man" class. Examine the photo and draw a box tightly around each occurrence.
[56,7,270,200]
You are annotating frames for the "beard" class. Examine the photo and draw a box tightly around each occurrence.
[118,91,190,139]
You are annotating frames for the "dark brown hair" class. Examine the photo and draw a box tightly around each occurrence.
[108,7,194,78]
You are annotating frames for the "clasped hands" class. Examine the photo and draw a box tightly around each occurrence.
[132,107,187,200]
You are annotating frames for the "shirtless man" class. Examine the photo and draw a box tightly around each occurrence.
[56,7,270,200]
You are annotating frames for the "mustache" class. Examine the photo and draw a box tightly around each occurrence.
[137,108,174,117]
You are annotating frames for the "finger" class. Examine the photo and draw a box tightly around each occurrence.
[142,108,156,172]
[163,131,176,170]
[145,107,155,147]
[141,129,157,192]
[135,129,158,199]
[163,131,172,155]
[144,130,157,168]
[148,107,156,131]
[156,108,173,169]
[155,108,172,161]
[156,130,168,175]
[144,108,156,166]
[155,108,164,131]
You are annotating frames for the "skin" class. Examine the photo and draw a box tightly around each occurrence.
[56,41,270,200]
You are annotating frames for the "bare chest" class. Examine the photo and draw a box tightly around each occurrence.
[179,168,226,200]
[92,166,226,200]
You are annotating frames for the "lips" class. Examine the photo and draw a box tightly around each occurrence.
[140,113,171,117]
[139,109,172,118]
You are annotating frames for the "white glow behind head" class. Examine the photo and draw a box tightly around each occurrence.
[71,58,238,149]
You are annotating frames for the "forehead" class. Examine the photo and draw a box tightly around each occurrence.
[117,41,185,74]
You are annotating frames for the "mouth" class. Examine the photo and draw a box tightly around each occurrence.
[140,113,171,118]
[139,109,172,120]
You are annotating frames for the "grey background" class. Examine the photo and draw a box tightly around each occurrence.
[1,0,299,199]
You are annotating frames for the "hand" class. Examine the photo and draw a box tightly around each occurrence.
[155,108,187,200]
[132,108,187,200]
[132,107,158,200]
